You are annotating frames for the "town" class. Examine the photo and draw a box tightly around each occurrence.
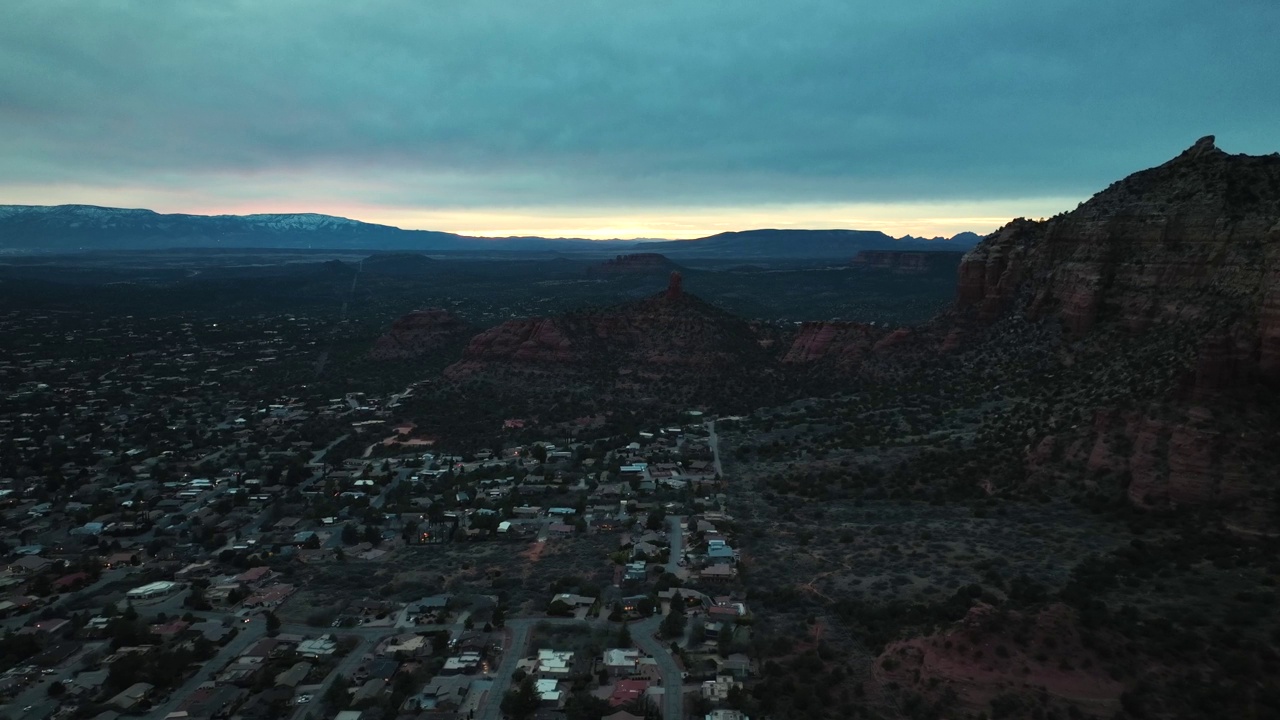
[0,307,754,720]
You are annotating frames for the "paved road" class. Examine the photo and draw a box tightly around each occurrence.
[288,634,374,720]
[149,617,267,718]
[632,615,683,720]
[476,616,683,720]
[706,419,724,479]
[666,515,685,576]
[476,620,535,720]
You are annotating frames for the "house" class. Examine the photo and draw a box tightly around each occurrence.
[550,593,594,609]
[699,565,736,582]
[235,566,272,585]
[53,572,92,591]
[602,648,656,678]
[535,678,562,706]
[103,552,138,569]
[351,678,386,704]
[108,681,154,710]
[177,684,247,719]
[707,602,746,622]
[706,545,737,564]
[296,635,337,658]
[70,669,110,696]
[701,675,740,702]
[530,649,574,679]
[149,619,190,639]
[22,618,70,636]
[365,658,399,680]
[609,679,650,707]
[441,651,483,675]
[720,654,751,679]
[7,556,53,575]
[706,711,750,720]
[274,661,312,688]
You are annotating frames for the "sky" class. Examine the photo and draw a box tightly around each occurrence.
[1,1,1276,239]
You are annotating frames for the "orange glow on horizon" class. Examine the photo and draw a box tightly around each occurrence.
[0,182,1079,240]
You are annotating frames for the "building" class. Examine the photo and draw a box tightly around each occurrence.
[296,635,337,658]
[127,581,179,599]
[108,681,154,710]
[602,648,643,678]
[609,679,650,707]
[531,649,574,679]
[535,678,563,706]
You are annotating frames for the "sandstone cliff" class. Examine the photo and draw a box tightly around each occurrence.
[953,137,1280,526]
[957,136,1280,349]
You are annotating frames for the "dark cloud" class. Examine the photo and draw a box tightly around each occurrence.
[1,0,1276,212]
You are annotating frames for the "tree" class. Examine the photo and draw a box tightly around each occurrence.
[265,611,281,637]
[47,680,66,698]
[323,674,349,709]
[491,604,505,628]
[617,622,633,648]
[646,506,666,531]
[500,676,540,720]
[670,592,685,615]
[661,606,686,639]
[716,622,737,655]
[341,523,359,545]
[636,597,656,618]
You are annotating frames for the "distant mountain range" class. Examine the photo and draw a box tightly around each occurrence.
[634,229,980,258]
[0,204,980,258]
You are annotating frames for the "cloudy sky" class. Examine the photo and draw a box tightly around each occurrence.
[1,1,1276,238]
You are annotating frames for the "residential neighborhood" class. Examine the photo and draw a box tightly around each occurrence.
[0,312,752,719]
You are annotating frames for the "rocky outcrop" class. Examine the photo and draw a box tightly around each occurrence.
[781,322,880,367]
[369,308,469,360]
[852,250,965,274]
[871,603,1125,718]
[444,276,781,410]
[947,138,1280,521]
[957,137,1280,342]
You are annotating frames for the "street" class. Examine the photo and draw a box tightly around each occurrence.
[706,418,723,479]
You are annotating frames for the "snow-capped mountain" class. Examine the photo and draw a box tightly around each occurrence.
[0,204,472,251]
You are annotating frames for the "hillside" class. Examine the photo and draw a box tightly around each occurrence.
[440,272,787,415]
[724,138,1280,720]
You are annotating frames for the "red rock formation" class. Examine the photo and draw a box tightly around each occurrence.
[871,603,1125,717]
[369,308,469,360]
[872,327,913,352]
[781,322,879,367]
[455,318,576,365]
[588,253,677,275]
[665,271,683,300]
[956,137,1280,341]
[949,138,1280,522]
[444,278,777,396]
